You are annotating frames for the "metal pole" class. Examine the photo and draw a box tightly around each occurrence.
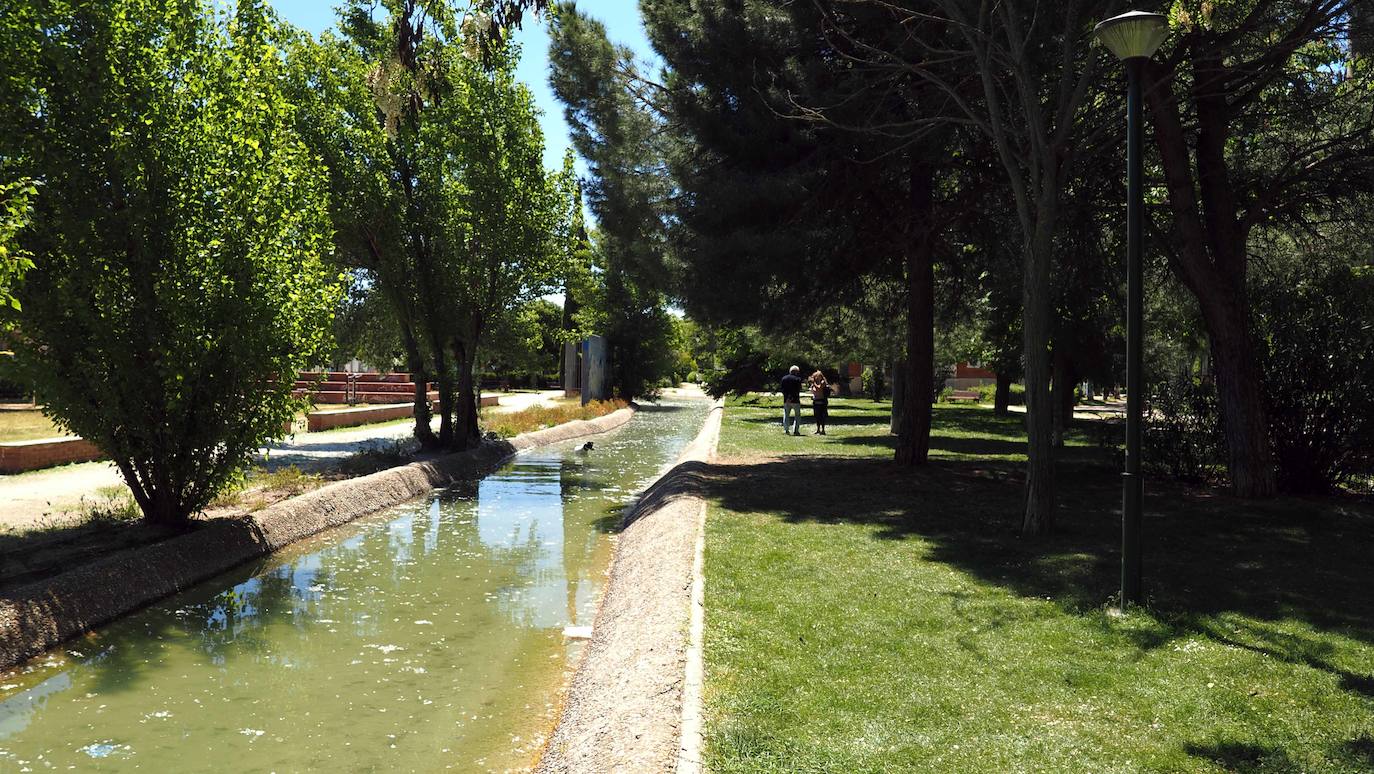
[1122,57,1145,606]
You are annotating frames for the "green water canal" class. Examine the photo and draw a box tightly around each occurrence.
[0,398,709,772]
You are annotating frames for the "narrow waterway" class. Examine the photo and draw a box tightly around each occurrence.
[0,397,709,772]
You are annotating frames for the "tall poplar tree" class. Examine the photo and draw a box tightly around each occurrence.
[295,1,561,448]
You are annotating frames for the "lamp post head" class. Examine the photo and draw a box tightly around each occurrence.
[1094,11,1169,61]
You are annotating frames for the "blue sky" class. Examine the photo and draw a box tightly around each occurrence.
[268,1,659,174]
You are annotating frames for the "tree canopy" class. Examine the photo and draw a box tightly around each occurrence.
[1,0,340,525]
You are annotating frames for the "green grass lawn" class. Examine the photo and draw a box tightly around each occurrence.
[0,409,64,442]
[702,396,1374,773]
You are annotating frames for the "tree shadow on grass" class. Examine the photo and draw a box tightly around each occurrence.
[1341,734,1374,767]
[695,450,1374,692]
[738,412,892,427]
[1186,734,1374,772]
[1183,741,1295,773]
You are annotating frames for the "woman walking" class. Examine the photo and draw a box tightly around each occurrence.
[809,371,830,435]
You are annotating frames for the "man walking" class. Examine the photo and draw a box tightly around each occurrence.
[780,365,804,436]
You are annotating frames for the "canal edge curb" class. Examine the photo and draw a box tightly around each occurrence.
[0,406,638,672]
[677,400,721,774]
[537,397,724,774]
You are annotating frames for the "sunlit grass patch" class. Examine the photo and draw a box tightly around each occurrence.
[0,409,65,442]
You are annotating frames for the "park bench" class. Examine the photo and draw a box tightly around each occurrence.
[947,389,980,403]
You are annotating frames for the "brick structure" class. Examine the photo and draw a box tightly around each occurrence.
[305,395,499,432]
[945,361,998,390]
[292,372,438,405]
[0,437,105,474]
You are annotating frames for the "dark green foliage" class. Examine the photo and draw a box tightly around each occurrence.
[704,329,770,399]
[602,268,675,401]
[641,0,914,328]
[861,366,884,401]
[0,180,36,314]
[1144,375,1227,485]
[1146,264,1374,493]
[1255,264,1374,493]
[331,271,403,370]
[481,298,563,384]
[702,327,822,399]
[2,0,338,526]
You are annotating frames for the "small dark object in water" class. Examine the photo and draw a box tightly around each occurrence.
[578,441,594,452]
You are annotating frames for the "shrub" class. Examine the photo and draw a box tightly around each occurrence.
[862,366,884,400]
[1143,374,1227,485]
[338,439,415,477]
[933,365,953,402]
[481,399,628,438]
[1143,265,1374,494]
[1254,264,1374,493]
[5,2,339,526]
[0,376,26,401]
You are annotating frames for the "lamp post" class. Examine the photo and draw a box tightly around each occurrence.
[1093,11,1167,607]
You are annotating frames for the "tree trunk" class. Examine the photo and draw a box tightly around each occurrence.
[115,458,184,527]
[452,336,482,451]
[432,346,454,448]
[1144,63,1277,498]
[1021,222,1057,535]
[559,280,581,390]
[1353,3,1373,63]
[895,162,935,466]
[127,473,186,528]
[994,372,1012,416]
[146,491,185,528]
[400,324,438,449]
[1203,294,1277,497]
[889,359,907,434]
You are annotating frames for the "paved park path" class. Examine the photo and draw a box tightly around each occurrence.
[0,390,564,530]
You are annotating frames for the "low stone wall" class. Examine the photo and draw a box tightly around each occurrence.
[307,403,416,432]
[0,406,636,671]
[0,437,105,474]
[538,399,723,774]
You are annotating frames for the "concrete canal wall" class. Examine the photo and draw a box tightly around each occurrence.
[538,398,724,774]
